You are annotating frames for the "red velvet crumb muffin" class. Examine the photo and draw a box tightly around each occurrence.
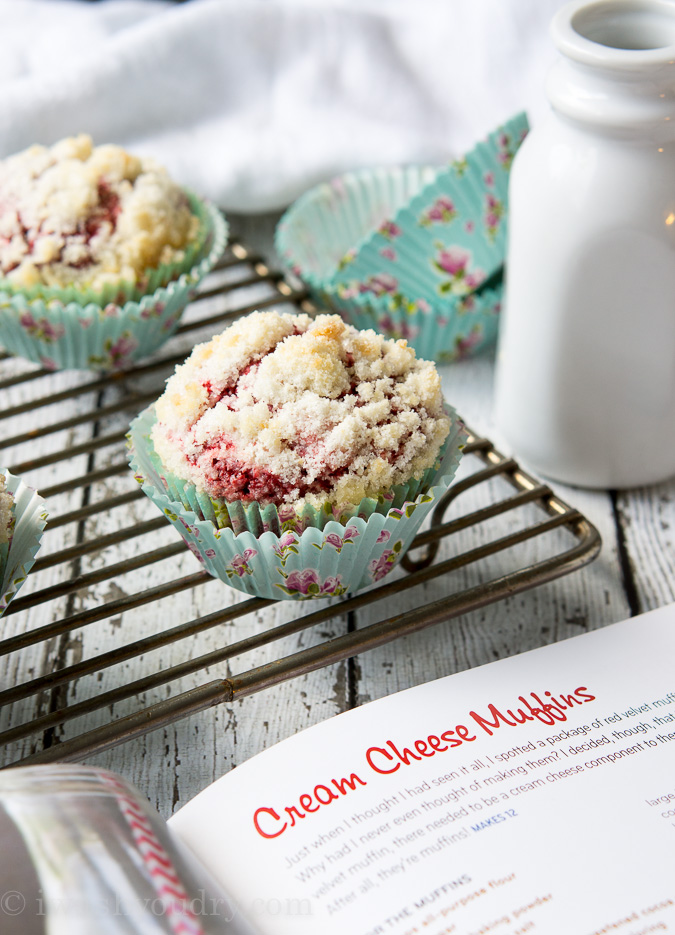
[151,311,451,514]
[0,134,200,293]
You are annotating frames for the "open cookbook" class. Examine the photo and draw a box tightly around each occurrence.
[2,603,675,935]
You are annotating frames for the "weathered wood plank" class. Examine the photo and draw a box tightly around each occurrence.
[616,483,675,613]
[0,360,102,759]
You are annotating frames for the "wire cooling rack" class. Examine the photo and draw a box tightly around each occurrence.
[0,233,601,767]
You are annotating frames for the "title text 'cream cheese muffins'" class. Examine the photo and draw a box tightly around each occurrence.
[0,135,227,371]
[128,311,466,599]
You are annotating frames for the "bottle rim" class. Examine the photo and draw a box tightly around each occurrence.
[553,0,675,69]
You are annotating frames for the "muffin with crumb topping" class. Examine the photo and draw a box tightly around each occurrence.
[0,469,47,617]
[152,311,451,514]
[0,473,12,574]
[0,135,227,371]
[128,311,466,599]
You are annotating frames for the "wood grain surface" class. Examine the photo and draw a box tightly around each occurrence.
[0,214,669,820]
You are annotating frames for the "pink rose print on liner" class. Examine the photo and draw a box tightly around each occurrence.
[313,525,359,553]
[278,504,313,536]
[377,315,419,342]
[276,567,348,599]
[484,171,495,188]
[380,247,397,262]
[185,540,217,564]
[19,311,65,343]
[369,540,403,581]
[140,300,165,320]
[337,247,356,271]
[78,317,94,329]
[178,516,199,537]
[457,295,477,314]
[88,332,139,371]
[455,326,483,359]
[420,196,458,227]
[358,273,399,297]
[102,304,120,318]
[436,247,469,277]
[464,220,475,234]
[336,284,358,300]
[438,325,484,363]
[433,246,486,297]
[496,128,527,171]
[162,312,182,333]
[452,157,469,177]
[485,193,505,242]
[378,220,402,239]
[321,502,346,524]
[225,548,258,578]
[278,503,297,523]
[376,529,391,544]
[39,355,58,371]
[272,531,300,567]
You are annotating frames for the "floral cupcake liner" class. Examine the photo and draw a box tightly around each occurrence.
[276,113,528,363]
[329,113,529,302]
[318,279,503,364]
[1,470,48,617]
[126,406,467,600]
[0,193,228,372]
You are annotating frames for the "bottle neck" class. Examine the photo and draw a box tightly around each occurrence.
[547,0,675,140]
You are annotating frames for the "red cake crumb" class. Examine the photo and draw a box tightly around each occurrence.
[0,135,199,292]
[152,310,450,512]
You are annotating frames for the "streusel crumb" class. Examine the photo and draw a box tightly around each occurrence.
[152,311,451,511]
[0,135,200,291]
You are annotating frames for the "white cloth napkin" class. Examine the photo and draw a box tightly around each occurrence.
[0,0,566,212]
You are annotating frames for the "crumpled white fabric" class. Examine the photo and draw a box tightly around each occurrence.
[0,0,566,212]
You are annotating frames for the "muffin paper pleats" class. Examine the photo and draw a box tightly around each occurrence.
[0,470,47,617]
[276,112,528,363]
[127,405,467,600]
[0,194,228,372]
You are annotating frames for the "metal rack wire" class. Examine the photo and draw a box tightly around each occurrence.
[0,235,601,768]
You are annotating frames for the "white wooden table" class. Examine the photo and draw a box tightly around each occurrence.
[0,213,671,820]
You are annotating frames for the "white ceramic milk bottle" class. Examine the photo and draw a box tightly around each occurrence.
[494,0,675,488]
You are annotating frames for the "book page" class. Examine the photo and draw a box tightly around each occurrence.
[169,604,675,935]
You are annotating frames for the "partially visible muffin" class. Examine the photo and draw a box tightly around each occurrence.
[0,135,228,372]
[152,311,451,514]
[0,135,200,293]
[0,472,11,531]
[0,474,13,572]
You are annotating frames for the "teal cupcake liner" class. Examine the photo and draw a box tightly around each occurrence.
[0,470,48,617]
[330,113,529,302]
[278,166,440,289]
[276,113,528,363]
[318,280,503,364]
[0,194,228,372]
[126,406,467,600]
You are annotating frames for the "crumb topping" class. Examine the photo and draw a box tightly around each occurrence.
[0,135,200,291]
[0,474,12,546]
[152,311,451,511]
